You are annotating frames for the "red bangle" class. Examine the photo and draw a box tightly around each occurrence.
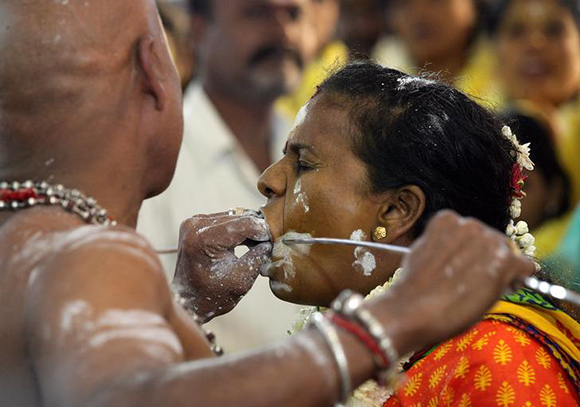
[329,312,390,367]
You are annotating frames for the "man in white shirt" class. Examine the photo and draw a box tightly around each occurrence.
[138,0,309,352]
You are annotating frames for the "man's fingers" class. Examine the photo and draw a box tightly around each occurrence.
[508,252,537,284]
[228,243,273,297]
[237,242,273,276]
[189,208,261,221]
[200,217,271,248]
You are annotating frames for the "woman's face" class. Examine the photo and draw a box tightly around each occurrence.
[258,96,402,306]
[497,0,580,107]
[390,0,477,64]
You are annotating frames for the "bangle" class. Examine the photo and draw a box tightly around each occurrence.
[353,306,400,387]
[329,312,390,368]
[309,312,352,407]
[331,290,401,387]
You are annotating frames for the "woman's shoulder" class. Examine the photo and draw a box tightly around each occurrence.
[385,319,579,406]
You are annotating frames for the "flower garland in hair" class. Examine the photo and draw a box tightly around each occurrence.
[501,125,537,262]
[288,125,536,407]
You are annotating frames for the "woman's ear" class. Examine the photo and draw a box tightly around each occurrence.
[373,185,426,242]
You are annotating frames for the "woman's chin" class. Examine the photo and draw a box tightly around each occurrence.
[268,279,301,303]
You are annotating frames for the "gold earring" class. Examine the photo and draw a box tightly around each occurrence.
[373,226,387,241]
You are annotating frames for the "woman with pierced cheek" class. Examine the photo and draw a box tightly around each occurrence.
[257,62,580,406]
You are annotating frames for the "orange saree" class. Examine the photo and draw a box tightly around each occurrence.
[384,290,580,406]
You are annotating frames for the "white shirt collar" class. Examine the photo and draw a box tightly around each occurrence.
[182,82,289,172]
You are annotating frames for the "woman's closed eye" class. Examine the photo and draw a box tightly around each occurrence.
[296,158,317,174]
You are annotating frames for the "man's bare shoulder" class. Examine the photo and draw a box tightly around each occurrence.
[1,208,168,304]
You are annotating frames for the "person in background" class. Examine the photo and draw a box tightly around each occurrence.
[157,0,195,90]
[376,0,498,104]
[336,0,389,58]
[503,112,571,231]
[277,0,392,121]
[490,0,580,255]
[138,0,309,352]
[276,0,347,120]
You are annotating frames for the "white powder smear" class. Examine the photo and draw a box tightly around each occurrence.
[295,192,310,213]
[275,231,313,257]
[293,179,302,195]
[350,229,365,241]
[268,231,313,279]
[349,229,376,276]
[270,281,293,293]
[61,300,93,332]
[59,304,183,357]
[294,102,310,128]
[293,180,309,213]
[88,326,183,355]
[353,248,376,276]
[397,76,436,90]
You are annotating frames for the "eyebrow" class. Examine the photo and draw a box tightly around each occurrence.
[283,142,316,156]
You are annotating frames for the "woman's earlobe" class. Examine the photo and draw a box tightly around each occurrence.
[372,226,388,241]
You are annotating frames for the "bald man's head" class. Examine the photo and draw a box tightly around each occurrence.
[0,0,183,200]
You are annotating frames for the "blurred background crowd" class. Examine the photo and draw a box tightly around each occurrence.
[141,0,580,352]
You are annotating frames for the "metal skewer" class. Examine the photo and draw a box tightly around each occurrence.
[283,237,580,307]
[282,237,411,255]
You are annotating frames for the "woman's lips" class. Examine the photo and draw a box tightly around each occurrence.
[518,59,552,79]
[260,204,283,242]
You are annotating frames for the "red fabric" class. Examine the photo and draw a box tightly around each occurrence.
[384,320,580,406]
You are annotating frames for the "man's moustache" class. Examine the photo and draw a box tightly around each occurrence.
[248,45,303,69]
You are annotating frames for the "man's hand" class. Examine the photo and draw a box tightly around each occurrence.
[368,210,536,356]
[174,211,273,323]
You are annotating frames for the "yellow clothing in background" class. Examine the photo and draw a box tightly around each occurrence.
[533,101,580,258]
[558,101,580,206]
[276,41,349,121]
[534,211,574,259]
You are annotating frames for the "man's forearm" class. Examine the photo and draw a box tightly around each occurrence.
[85,330,376,407]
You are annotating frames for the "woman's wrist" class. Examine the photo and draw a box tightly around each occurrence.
[363,291,428,358]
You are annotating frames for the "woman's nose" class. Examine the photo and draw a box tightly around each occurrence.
[258,160,287,199]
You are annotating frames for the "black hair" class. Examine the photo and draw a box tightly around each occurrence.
[315,61,517,235]
[487,0,580,34]
[503,112,571,220]
[189,0,212,18]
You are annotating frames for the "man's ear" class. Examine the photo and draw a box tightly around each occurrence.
[373,185,426,242]
[136,35,167,111]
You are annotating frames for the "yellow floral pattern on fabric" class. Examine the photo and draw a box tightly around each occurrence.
[384,318,580,407]
[536,348,552,370]
[454,356,470,379]
[494,340,513,365]
[428,365,447,389]
[404,373,422,397]
[517,361,536,386]
[539,384,556,407]
[456,331,479,352]
[496,381,516,407]
[458,393,472,407]
[475,365,493,391]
